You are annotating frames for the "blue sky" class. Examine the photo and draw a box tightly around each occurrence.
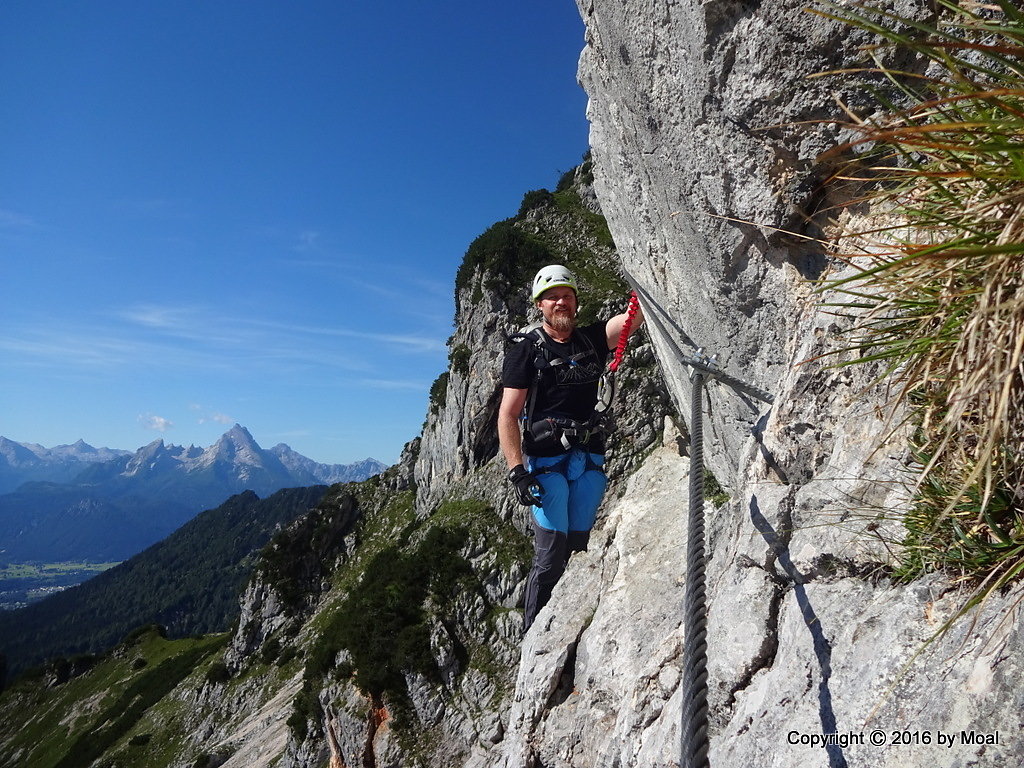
[0,1,590,465]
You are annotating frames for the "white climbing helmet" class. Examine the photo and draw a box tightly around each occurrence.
[531,264,578,301]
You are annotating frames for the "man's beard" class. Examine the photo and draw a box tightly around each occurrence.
[547,309,577,334]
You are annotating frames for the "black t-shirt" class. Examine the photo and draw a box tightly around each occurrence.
[502,321,611,456]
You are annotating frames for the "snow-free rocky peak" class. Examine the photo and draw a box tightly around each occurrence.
[203,424,266,468]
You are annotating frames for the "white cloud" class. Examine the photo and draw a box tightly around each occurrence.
[190,403,233,425]
[140,414,174,432]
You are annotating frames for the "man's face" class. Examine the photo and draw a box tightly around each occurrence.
[537,286,578,333]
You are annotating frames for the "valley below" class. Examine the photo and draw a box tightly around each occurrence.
[0,562,120,610]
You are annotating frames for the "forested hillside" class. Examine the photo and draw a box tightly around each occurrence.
[0,485,327,681]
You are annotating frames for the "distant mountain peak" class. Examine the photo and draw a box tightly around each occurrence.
[0,427,386,499]
[225,423,254,440]
[207,424,264,467]
[268,443,388,485]
[125,438,175,476]
[0,437,44,466]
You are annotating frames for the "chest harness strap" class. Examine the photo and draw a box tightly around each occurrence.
[508,327,602,452]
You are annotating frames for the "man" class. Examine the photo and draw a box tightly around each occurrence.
[499,264,643,631]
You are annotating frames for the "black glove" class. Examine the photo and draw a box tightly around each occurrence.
[508,464,543,507]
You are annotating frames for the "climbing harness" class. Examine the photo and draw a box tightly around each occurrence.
[507,289,640,486]
[523,327,601,450]
[620,270,773,768]
[507,311,626,456]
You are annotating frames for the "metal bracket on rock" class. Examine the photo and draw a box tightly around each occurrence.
[621,268,775,406]
[687,349,718,382]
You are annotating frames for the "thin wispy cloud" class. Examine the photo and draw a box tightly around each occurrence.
[189,404,233,425]
[339,271,453,327]
[237,316,448,354]
[0,325,246,374]
[404,273,451,300]
[140,413,174,432]
[0,332,145,368]
[119,304,205,330]
[286,251,451,301]
[358,378,430,391]
[2,304,443,383]
[0,209,37,229]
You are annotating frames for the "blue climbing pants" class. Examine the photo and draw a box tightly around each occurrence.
[523,448,607,630]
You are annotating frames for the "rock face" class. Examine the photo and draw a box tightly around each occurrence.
[491,443,689,768]
[473,1,1022,766]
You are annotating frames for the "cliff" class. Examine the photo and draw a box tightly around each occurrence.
[485,1,1020,766]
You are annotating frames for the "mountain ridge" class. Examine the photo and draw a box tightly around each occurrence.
[0,425,384,494]
[0,425,387,565]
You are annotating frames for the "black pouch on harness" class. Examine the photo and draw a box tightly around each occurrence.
[528,416,602,452]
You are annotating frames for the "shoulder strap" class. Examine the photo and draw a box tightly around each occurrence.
[531,327,598,370]
[526,329,548,427]
[503,329,545,426]
[518,326,606,428]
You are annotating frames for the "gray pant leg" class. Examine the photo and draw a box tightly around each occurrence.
[524,519,567,631]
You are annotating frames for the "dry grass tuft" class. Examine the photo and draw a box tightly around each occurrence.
[815,0,1024,590]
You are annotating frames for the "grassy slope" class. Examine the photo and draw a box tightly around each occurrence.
[0,628,226,768]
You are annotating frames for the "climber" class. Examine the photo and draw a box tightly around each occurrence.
[499,264,644,631]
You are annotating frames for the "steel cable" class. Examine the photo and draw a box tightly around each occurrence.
[680,370,710,768]
[613,267,773,767]
[621,269,774,405]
